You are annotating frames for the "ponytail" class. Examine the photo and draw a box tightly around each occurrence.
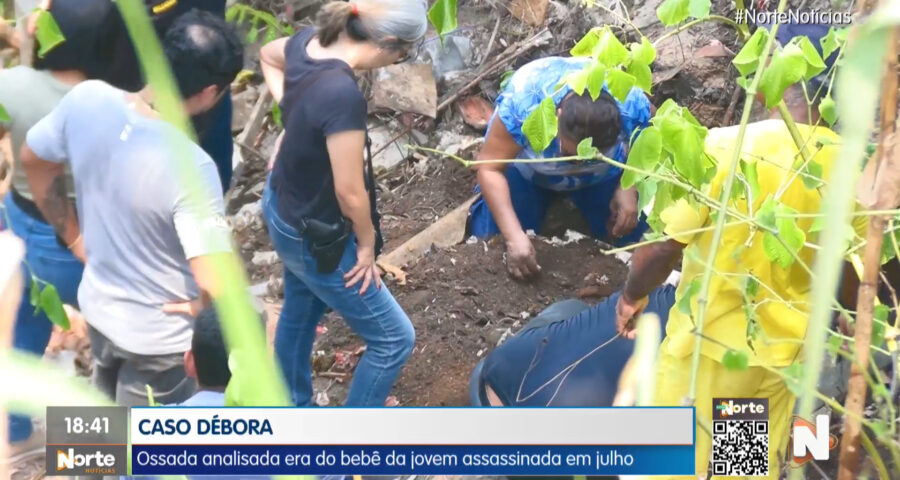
[315,0,427,48]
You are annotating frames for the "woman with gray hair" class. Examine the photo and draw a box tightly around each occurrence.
[259,0,426,406]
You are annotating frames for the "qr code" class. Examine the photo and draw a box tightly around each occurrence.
[710,420,769,476]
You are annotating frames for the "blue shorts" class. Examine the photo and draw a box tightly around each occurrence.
[472,286,677,407]
[468,165,649,245]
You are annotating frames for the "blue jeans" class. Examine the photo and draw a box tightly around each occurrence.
[262,183,415,406]
[469,165,649,245]
[1,193,83,441]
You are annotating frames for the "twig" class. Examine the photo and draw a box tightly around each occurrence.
[723,84,742,126]
[482,17,501,68]
[369,28,552,160]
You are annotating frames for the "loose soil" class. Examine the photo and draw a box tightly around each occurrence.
[312,236,627,406]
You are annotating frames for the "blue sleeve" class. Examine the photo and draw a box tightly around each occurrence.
[619,87,652,142]
[493,79,533,150]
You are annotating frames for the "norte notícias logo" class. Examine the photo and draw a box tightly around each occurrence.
[789,415,839,467]
[57,448,117,474]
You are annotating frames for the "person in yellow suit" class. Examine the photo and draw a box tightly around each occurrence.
[613,108,864,478]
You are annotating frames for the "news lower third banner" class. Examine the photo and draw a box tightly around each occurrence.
[127,407,695,476]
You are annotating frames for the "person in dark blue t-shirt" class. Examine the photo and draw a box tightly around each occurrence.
[470,285,677,407]
[258,0,427,407]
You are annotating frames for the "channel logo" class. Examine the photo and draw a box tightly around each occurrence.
[56,448,118,474]
[790,415,839,466]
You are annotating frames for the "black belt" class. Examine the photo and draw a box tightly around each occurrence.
[11,188,47,223]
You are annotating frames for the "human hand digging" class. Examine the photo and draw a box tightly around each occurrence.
[615,293,648,339]
[505,232,540,281]
[608,186,639,239]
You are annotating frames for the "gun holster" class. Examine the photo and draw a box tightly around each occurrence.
[304,217,352,274]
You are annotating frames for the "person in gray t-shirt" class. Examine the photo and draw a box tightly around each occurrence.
[20,10,243,407]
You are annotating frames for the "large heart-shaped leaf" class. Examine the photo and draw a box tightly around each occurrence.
[630,37,656,65]
[688,0,711,19]
[428,0,458,42]
[758,43,808,108]
[571,28,601,57]
[605,69,636,102]
[660,117,704,187]
[732,28,768,77]
[592,29,629,66]
[627,61,652,93]
[521,96,559,154]
[566,69,589,96]
[820,26,848,59]
[577,137,598,159]
[586,62,607,100]
[657,0,690,26]
[792,36,827,80]
[622,126,663,188]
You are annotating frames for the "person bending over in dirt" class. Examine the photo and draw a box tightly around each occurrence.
[468,57,654,281]
[613,112,866,478]
[257,0,426,407]
[0,0,116,459]
[20,10,242,407]
[470,284,677,408]
[31,0,235,192]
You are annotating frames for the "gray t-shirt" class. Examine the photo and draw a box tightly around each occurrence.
[27,80,232,355]
[0,66,75,200]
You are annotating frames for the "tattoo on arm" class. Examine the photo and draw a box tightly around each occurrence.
[43,174,72,237]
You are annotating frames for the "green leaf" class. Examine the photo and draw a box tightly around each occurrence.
[657,0,690,26]
[782,363,804,395]
[819,94,837,125]
[622,126,663,188]
[722,350,749,371]
[576,138,598,159]
[264,26,278,44]
[678,278,701,315]
[820,26,847,59]
[810,216,825,233]
[826,332,843,355]
[636,179,658,212]
[732,28,768,77]
[566,69,589,96]
[659,117,704,187]
[571,28,601,57]
[225,5,240,22]
[0,103,9,124]
[791,36,827,80]
[586,62,607,100]
[146,385,158,407]
[688,0,711,19]
[744,276,759,299]
[592,29,629,66]
[35,9,66,58]
[605,69,636,102]
[740,159,761,200]
[246,19,259,44]
[762,204,806,269]
[29,277,41,308]
[627,61,652,93]
[801,160,824,189]
[271,101,283,129]
[428,0,458,41]
[521,96,559,154]
[39,284,70,330]
[629,37,656,65]
[499,70,514,90]
[872,304,888,348]
[758,43,808,108]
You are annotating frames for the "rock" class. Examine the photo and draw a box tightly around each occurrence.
[252,250,279,267]
[370,63,438,118]
[457,95,494,131]
[230,86,259,134]
[231,200,263,232]
[249,281,269,297]
[368,124,408,170]
[418,34,475,83]
[315,391,330,407]
[510,0,550,26]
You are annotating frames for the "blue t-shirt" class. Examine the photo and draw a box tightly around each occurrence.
[492,57,651,191]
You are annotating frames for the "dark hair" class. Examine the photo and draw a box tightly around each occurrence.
[162,9,243,98]
[315,0,427,48]
[558,90,623,150]
[34,0,113,75]
[192,307,231,388]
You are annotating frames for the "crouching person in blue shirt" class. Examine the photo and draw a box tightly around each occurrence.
[469,57,653,280]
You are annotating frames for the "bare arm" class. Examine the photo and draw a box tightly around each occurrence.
[615,239,684,338]
[328,130,375,248]
[21,144,84,261]
[474,117,524,243]
[260,37,289,103]
[162,253,230,316]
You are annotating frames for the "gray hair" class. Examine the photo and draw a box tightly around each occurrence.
[316,0,428,47]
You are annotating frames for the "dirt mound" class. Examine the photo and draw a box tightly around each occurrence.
[313,236,627,406]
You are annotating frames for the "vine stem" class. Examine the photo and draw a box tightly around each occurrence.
[685,0,788,408]
[653,15,748,47]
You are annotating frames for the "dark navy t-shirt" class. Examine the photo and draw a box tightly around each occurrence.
[270,27,368,229]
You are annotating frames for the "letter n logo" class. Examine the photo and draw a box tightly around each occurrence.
[58,449,74,471]
[791,415,838,465]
